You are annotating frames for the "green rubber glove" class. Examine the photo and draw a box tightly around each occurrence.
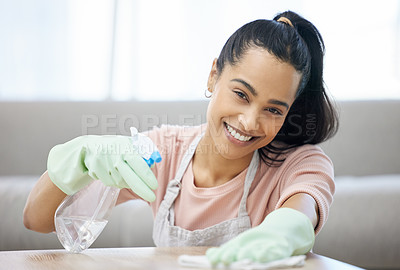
[47,135,158,202]
[206,208,315,264]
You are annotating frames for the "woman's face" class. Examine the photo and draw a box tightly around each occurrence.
[205,47,301,161]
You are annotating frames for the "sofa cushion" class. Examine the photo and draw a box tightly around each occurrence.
[314,174,400,269]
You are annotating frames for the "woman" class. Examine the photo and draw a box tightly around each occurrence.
[24,10,338,264]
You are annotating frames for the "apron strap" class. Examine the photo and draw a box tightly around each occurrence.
[174,134,202,183]
[161,134,203,207]
[237,151,259,218]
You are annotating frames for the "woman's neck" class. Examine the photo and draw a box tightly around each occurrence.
[192,135,253,188]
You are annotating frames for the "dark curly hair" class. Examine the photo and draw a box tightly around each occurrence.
[216,11,339,165]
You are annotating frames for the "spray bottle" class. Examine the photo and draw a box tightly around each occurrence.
[54,127,161,253]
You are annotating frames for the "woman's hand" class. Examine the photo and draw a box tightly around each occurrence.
[206,208,315,264]
[47,135,158,202]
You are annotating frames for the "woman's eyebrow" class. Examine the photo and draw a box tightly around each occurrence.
[231,78,257,96]
[268,99,289,110]
[231,78,289,110]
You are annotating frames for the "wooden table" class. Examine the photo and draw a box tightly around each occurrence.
[0,247,364,270]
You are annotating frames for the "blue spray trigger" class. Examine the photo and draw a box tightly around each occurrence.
[130,127,162,168]
[144,158,154,167]
[143,151,162,168]
[151,151,162,163]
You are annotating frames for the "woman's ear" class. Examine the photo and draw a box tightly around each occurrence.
[207,58,218,92]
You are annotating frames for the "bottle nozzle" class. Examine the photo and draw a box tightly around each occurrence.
[130,126,162,168]
[130,127,138,137]
[151,151,162,163]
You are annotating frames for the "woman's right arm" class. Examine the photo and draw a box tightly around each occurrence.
[23,171,67,233]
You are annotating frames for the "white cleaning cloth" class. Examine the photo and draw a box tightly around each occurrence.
[177,255,306,269]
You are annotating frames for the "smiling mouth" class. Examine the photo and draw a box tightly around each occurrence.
[224,122,255,142]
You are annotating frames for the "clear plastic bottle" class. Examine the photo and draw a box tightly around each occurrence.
[54,127,161,253]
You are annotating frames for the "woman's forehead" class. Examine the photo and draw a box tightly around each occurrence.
[222,48,301,100]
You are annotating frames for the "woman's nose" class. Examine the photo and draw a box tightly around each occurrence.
[238,109,260,132]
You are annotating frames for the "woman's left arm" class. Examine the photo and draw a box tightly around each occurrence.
[281,193,318,229]
[206,193,318,264]
[206,147,334,264]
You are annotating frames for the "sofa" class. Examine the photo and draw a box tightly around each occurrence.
[1,100,399,270]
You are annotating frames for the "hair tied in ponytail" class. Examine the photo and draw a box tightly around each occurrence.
[277,17,294,27]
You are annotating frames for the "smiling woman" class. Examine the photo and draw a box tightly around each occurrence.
[205,48,301,165]
[0,0,398,101]
[24,10,337,265]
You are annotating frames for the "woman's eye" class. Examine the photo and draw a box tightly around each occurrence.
[234,90,247,101]
[267,108,283,115]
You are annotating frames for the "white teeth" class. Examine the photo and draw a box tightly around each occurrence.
[225,123,252,142]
